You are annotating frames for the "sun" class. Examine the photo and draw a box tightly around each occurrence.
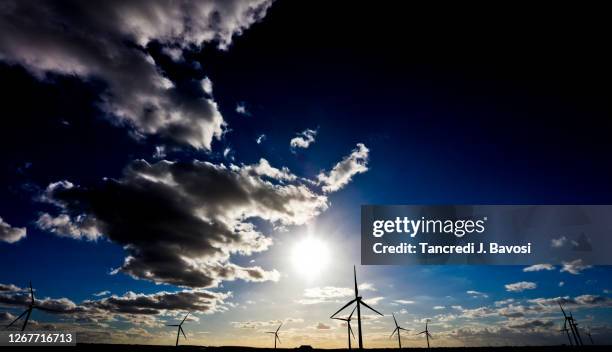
[291,236,330,279]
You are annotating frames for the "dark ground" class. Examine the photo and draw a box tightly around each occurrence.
[9,344,611,351]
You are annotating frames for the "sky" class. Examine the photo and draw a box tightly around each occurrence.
[0,0,611,348]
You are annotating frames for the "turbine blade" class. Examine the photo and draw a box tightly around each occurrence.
[22,309,32,331]
[349,324,355,339]
[359,300,383,316]
[6,310,28,329]
[428,332,433,339]
[392,312,398,327]
[390,328,398,338]
[348,305,357,320]
[276,335,281,344]
[266,332,275,334]
[354,265,359,298]
[181,312,189,324]
[167,324,179,327]
[399,327,410,331]
[330,298,357,318]
[180,326,186,340]
[418,331,426,335]
[276,322,282,333]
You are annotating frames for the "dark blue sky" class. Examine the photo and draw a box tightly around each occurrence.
[0,0,611,347]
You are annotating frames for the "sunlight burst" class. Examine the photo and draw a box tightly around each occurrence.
[291,236,330,279]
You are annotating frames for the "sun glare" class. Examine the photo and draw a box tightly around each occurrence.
[291,236,330,279]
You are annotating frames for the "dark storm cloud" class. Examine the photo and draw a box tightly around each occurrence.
[0,216,26,243]
[84,289,231,315]
[0,0,272,149]
[0,282,230,327]
[38,158,332,288]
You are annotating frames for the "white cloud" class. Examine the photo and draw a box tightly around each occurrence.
[201,77,213,95]
[235,102,249,115]
[523,264,554,272]
[467,290,489,298]
[551,236,567,248]
[93,291,111,297]
[0,217,26,243]
[559,281,565,287]
[560,259,592,275]
[36,213,102,241]
[290,128,317,149]
[433,305,446,310]
[394,299,415,305]
[241,158,297,182]
[505,281,537,292]
[317,143,369,193]
[256,134,266,144]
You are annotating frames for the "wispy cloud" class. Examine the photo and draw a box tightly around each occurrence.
[523,264,554,272]
[505,281,537,292]
[560,259,592,275]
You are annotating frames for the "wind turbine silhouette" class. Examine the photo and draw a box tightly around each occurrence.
[331,266,384,350]
[166,312,189,346]
[332,306,357,350]
[558,301,583,346]
[266,322,282,349]
[417,319,433,350]
[5,282,44,331]
[559,320,573,346]
[390,313,409,349]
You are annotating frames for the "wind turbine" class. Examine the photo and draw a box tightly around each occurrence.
[266,322,282,349]
[390,313,409,349]
[559,321,573,346]
[166,312,189,346]
[417,320,433,350]
[568,311,584,346]
[558,301,582,346]
[330,266,384,350]
[332,306,357,350]
[5,282,37,331]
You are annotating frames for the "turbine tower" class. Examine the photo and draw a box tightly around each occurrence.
[166,312,189,346]
[266,322,282,349]
[332,306,357,350]
[559,321,573,346]
[390,312,409,349]
[5,282,36,331]
[330,266,384,350]
[417,320,433,350]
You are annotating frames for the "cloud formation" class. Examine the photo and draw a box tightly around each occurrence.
[0,282,232,327]
[0,217,26,243]
[523,264,554,272]
[290,129,317,150]
[505,281,537,292]
[466,290,489,298]
[0,0,273,149]
[37,145,368,289]
[560,259,592,275]
[317,143,369,192]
